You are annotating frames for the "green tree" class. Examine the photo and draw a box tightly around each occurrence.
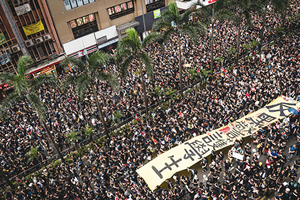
[83,124,94,141]
[113,111,124,124]
[0,56,64,162]
[25,146,43,166]
[143,2,207,97]
[66,130,81,149]
[215,0,254,66]
[186,68,201,83]
[115,28,154,118]
[165,88,177,100]
[154,86,164,98]
[61,51,119,137]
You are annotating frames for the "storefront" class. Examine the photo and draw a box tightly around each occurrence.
[135,7,167,40]
[63,25,120,59]
[116,21,140,40]
[27,55,65,77]
[0,55,65,101]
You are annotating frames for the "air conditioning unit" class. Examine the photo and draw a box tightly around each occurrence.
[43,34,52,41]
[25,39,34,47]
[11,45,21,53]
[35,37,43,44]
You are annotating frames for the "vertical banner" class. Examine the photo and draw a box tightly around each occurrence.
[0,33,7,45]
[137,97,298,191]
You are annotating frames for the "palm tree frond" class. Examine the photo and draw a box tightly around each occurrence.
[17,56,33,76]
[118,54,134,79]
[60,57,86,72]
[139,52,154,79]
[60,74,77,92]
[152,19,172,32]
[27,92,47,121]
[0,92,21,109]
[31,74,57,91]
[97,72,120,92]
[124,28,140,50]
[88,51,112,73]
[142,32,164,48]
[76,74,91,101]
[0,73,15,84]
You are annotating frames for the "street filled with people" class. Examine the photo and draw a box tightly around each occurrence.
[0,0,300,199]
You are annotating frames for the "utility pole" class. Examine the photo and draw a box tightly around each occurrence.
[140,0,147,40]
[0,0,29,56]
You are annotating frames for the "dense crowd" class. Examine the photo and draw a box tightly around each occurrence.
[1,0,300,199]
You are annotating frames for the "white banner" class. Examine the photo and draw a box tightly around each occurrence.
[232,152,244,160]
[15,4,31,16]
[137,96,298,191]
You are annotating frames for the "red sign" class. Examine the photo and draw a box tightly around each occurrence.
[208,0,217,3]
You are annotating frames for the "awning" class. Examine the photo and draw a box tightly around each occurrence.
[98,38,119,49]
[116,21,140,38]
[27,55,65,75]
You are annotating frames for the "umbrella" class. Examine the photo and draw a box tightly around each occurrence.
[288,108,299,115]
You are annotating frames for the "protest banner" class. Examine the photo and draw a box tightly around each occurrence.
[232,152,244,160]
[22,20,45,36]
[0,33,7,45]
[15,3,31,16]
[136,96,298,191]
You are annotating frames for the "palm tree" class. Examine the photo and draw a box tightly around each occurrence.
[143,2,207,97]
[165,88,177,101]
[215,0,254,66]
[153,86,164,100]
[115,28,154,118]
[186,68,202,83]
[0,56,64,162]
[83,124,94,141]
[61,51,119,137]
[66,130,81,150]
[25,146,43,167]
[113,111,124,124]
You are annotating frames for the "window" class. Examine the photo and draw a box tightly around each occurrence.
[64,0,95,10]
[107,1,134,20]
[77,0,84,6]
[70,14,98,39]
[145,0,164,12]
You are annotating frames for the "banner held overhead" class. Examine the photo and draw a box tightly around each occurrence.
[136,96,298,191]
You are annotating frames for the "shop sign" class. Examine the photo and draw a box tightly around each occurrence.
[153,9,161,19]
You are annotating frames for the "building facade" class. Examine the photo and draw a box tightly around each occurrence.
[0,0,63,74]
[47,0,173,58]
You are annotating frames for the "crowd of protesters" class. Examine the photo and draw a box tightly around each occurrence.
[1,0,300,199]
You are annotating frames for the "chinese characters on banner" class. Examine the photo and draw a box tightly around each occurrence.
[22,20,45,36]
[136,97,298,191]
[14,3,31,16]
